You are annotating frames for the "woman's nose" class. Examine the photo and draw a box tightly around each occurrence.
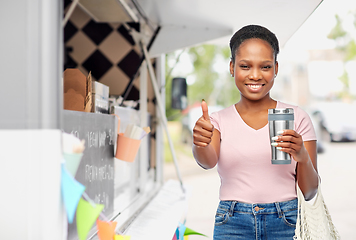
[248,69,261,80]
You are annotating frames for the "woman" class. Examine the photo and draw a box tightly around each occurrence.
[192,25,319,239]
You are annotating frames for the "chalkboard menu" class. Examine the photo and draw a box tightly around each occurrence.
[62,110,117,239]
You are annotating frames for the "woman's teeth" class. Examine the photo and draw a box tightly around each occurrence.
[247,84,262,89]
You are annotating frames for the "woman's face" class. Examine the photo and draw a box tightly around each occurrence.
[230,38,278,102]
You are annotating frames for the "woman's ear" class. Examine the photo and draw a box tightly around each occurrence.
[230,61,234,77]
[275,61,279,76]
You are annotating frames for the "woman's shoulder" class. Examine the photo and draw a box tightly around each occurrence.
[210,104,235,118]
[277,101,315,124]
[277,101,306,115]
[277,101,298,109]
[210,105,236,128]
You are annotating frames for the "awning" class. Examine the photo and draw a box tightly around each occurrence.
[76,0,323,56]
[137,0,323,56]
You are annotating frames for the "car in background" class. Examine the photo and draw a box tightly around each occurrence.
[312,101,356,142]
[309,110,326,153]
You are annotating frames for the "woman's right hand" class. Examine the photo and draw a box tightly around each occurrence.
[193,100,214,147]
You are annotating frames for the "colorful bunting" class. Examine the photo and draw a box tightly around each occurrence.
[61,163,85,223]
[61,156,205,240]
[76,198,104,240]
[173,223,207,239]
[179,222,186,240]
[184,227,207,237]
[63,152,83,177]
[114,235,131,240]
[97,219,118,240]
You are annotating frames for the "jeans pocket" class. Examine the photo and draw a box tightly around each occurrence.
[282,208,298,227]
[215,207,229,226]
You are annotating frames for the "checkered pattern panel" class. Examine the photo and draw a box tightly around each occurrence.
[64,4,146,101]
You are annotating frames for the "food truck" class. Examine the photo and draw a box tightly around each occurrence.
[0,0,323,239]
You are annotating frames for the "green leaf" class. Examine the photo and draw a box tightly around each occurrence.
[345,40,356,61]
[327,14,347,40]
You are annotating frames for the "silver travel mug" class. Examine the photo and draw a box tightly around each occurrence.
[268,108,294,164]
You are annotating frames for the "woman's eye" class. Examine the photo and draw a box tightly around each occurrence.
[262,66,272,69]
[240,65,249,69]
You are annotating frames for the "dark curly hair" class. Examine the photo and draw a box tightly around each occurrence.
[230,25,279,64]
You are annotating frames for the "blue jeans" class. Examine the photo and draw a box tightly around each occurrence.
[213,198,298,240]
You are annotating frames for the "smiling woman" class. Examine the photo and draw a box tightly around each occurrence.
[192,25,319,240]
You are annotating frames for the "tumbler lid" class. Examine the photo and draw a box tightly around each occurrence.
[268,108,294,114]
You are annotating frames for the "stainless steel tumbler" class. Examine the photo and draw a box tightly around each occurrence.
[268,108,294,164]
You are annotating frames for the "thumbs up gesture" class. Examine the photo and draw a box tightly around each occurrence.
[193,100,215,147]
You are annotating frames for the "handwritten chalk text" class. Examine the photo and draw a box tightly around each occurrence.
[85,163,114,183]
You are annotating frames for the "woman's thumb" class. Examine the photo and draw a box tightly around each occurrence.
[201,100,210,121]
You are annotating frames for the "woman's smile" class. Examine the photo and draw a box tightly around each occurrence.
[246,84,265,92]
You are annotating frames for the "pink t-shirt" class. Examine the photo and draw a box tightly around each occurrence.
[210,101,316,203]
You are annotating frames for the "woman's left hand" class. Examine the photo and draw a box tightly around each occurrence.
[272,130,310,163]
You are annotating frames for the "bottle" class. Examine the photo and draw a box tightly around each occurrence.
[268,108,294,164]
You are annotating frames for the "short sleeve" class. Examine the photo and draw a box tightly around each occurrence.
[210,111,221,133]
[295,107,317,141]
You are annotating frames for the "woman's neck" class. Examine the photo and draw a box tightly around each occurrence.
[236,96,277,113]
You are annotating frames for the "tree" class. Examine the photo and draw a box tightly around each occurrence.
[327,10,356,98]
[165,44,240,119]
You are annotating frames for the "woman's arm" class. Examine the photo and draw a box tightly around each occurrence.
[192,101,220,169]
[273,131,318,200]
[296,140,318,200]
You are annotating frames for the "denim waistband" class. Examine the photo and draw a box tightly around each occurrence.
[218,198,298,217]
